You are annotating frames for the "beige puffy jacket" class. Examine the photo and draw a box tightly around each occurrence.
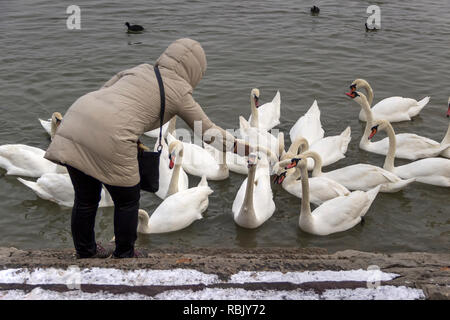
[44,38,236,187]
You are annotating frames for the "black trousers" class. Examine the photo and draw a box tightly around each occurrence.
[67,165,140,258]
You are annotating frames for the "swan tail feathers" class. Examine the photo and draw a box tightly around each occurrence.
[272,90,281,108]
[198,175,208,187]
[409,96,430,117]
[359,185,381,217]
[379,178,416,193]
[339,126,352,154]
[239,116,250,129]
[17,178,50,200]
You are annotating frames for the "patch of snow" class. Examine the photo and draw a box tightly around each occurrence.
[229,269,398,284]
[322,286,425,300]
[0,286,424,300]
[0,268,219,286]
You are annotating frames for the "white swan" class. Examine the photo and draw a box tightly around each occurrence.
[222,132,284,176]
[39,112,63,139]
[239,116,280,159]
[154,137,189,199]
[369,119,450,187]
[350,79,430,122]
[347,91,449,160]
[136,176,213,234]
[17,173,113,207]
[295,156,381,236]
[307,148,416,193]
[308,126,351,170]
[232,153,275,229]
[289,100,324,145]
[248,89,281,131]
[441,98,450,158]
[273,152,350,206]
[166,133,229,180]
[0,144,67,177]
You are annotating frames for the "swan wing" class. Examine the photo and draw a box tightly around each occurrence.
[39,118,52,136]
[18,174,75,207]
[0,144,58,177]
[289,100,324,145]
[249,90,281,131]
[148,186,213,233]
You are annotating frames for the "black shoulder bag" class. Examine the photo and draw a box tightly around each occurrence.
[138,65,165,192]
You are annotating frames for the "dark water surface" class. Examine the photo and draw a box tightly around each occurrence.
[0,0,449,252]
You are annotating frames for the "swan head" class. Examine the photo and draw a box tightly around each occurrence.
[350,79,369,92]
[368,119,389,140]
[346,90,368,105]
[272,157,304,184]
[168,140,183,169]
[52,112,63,125]
[137,209,150,233]
[251,88,260,108]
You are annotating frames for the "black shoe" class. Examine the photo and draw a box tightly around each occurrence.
[76,243,114,259]
[112,249,145,259]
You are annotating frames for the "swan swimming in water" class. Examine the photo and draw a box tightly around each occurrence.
[232,153,275,229]
[17,173,113,207]
[350,79,430,123]
[248,88,281,131]
[39,112,63,140]
[136,176,213,234]
[369,119,450,187]
[0,144,67,177]
[347,90,449,160]
[282,156,381,236]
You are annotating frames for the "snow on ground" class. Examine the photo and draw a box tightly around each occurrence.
[0,286,425,300]
[0,267,398,286]
[0,267,425,300]
[229,269,398,284]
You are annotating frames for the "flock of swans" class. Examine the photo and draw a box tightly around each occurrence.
[0,79,449,237]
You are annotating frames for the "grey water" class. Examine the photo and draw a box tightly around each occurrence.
[0,0,449,253]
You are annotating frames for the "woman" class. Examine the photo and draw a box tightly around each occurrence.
[45,38,249,259]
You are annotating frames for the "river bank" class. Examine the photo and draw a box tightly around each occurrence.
[0,246,448,300]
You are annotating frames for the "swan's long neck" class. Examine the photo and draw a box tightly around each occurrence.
[287,137,309,156]
[359,80,374,106]
[219,148,228,171]
[358,96,375,146]
[441,121,450,145]
[250,94,259,128]
[382,122,397,172]
[240,164,257,221]
[167,149,183,196]
[50,117,59,139]
[278,132,285,158]
[301,150,323,177]
[299,162,313,224]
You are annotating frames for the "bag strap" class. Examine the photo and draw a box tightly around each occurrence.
[154,65,165,153]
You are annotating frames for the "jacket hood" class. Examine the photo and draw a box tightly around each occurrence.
[156,38,207,89]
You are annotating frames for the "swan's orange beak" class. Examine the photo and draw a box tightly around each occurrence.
[274,172,286,184]
[169,154,175,169]
[447,104,450,117]
[254,96,260,108]
[345,91,354,98]
[368,128,377,140]
[350,84,356,92]
[286,162,297,169]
